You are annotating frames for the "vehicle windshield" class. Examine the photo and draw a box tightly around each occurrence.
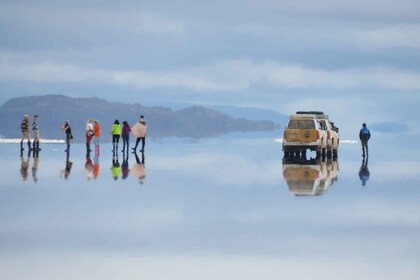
[288,120,315,129]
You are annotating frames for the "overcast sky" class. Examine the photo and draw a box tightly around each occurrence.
[1,0,420,135]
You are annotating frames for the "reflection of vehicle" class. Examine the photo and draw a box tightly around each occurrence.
[282,157,339,196]
[296,111,340,158]
[283,113,328,159]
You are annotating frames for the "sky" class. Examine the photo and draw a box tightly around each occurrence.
[1,0,420,136]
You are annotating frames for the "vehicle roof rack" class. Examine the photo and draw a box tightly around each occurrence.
[296,111,329,119]
[296,111,325,115]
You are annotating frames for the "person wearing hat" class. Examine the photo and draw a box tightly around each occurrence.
[32,114,41,151]
[359,123,371,157]
[20,114,32,152]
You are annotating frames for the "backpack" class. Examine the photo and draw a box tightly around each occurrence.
[361,127,370,141]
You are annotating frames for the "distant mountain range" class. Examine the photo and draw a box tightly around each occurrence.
[0,95,279,141]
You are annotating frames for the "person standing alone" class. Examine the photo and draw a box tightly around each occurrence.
[359,123,371,157]
[32,114,41,151]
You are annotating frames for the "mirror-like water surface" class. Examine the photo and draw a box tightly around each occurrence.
[1,136,419,280]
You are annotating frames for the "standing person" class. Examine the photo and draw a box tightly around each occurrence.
[111,120,122,153]
[62,121,73,153]
[32,114,41,151]
[93,120,101,145]
[132,115,147,153]
[20,114,32,152]
[359,123,371,157]
[86,118,94,153]
[121,121,131,153]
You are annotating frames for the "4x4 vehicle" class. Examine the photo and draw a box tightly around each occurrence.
[283,113,328,159]
[296,111,340,158]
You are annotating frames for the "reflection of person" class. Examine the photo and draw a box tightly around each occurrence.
[32,114,41,151]
[31,152,39,183]
[359,123,371,157]
[93,144,100,180]
[86,118,94,153]
[132,152,146,184]
[132,115,147,153]
[85,155,93,181]
[111,120,122,153]
[358,156,370,186]
[121,121,131,153]
[121,152,130,179]
[20,154,30,181]
[20,114,32,152]
[111,153,121,180]
[60,151,73,180]
[62,121,73,153]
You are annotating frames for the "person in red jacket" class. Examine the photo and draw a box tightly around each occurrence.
[121,121,131,154]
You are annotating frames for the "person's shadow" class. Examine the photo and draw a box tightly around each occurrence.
[358,156,370,186]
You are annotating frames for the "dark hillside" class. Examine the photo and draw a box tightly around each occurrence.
[0,95,276,141]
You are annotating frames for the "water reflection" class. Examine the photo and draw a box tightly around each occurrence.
[359,156,370,186]
[20,152,30,181]
[282,157,339,196]
[85,154,93,181]
[19,150,40,182]
[31,151,39,183]
[111,151,121,180]
[121,150,130,180]
[132,152,146,184]
[60,150,73,180]
[93,145,100,180]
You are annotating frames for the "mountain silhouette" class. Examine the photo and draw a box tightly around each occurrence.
[0,95,276,141]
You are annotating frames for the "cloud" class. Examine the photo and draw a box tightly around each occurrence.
[113,60,420,92]
[2,56,420,93]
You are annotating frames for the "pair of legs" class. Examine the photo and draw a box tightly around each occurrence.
[33,130,41,150]
[86,133,93,152]
[122,136,129,152]
[361,140,369,157]
[20,131,32,151]
[132,137,145,152]
[112,135,120,152]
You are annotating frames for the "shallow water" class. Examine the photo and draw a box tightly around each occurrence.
[0,136,419,280]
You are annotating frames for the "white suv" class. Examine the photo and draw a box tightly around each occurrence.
[283,113,328,159]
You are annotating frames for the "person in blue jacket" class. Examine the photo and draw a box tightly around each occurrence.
[359,123,371,157]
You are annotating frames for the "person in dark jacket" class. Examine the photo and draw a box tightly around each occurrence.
[359,123,371,157]
[62,121,73,153]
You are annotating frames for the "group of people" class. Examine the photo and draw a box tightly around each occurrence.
[110,115,147,154]
[57,115,147,154]
[20,114,41,152]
